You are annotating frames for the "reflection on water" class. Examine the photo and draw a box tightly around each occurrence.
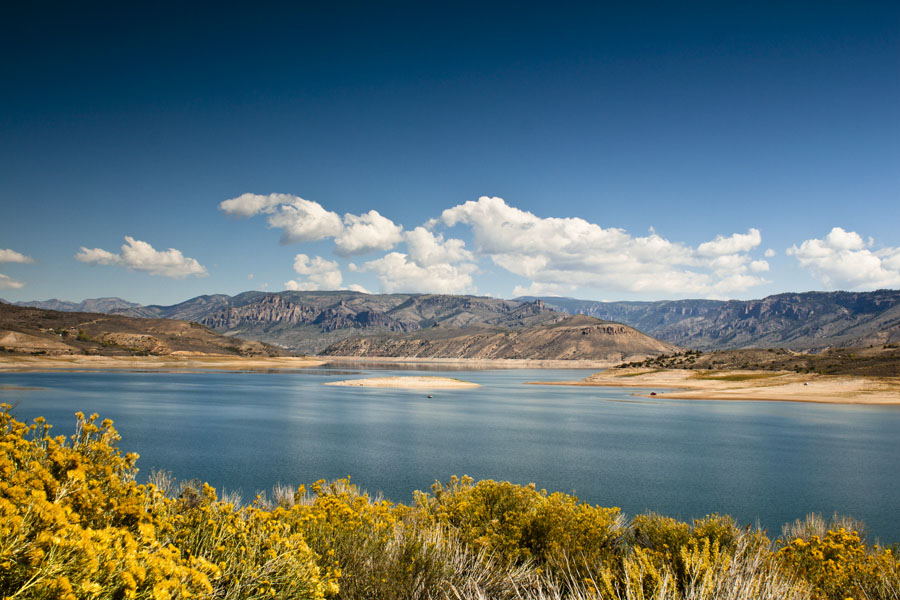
[1,367,898,543]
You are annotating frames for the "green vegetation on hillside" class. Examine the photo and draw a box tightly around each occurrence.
[2,405,897,600]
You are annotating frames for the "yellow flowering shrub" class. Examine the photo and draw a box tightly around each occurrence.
[3,406,899,600]
[0,405,330,600]
[413,476,625,583]
[777,527,900,600]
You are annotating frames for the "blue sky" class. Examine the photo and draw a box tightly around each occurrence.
[1,1,898,305]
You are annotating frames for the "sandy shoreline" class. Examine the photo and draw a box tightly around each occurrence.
[324,375,480,388]
[0,354,618,372]
[319,356,617,369]
[0,355,327,372]
[528,368,900,405]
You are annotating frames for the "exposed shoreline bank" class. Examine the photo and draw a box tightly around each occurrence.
[0,355,327,372]
[0,354,615,373]
[528,368,900,405]
[319,356,617,369]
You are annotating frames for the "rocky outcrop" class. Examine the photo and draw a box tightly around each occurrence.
[321,314,679,361]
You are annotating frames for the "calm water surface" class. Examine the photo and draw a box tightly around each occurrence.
[2,366,899,542]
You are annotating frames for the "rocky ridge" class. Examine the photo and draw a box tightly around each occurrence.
[115,292,567,353]
[523,290,900,351]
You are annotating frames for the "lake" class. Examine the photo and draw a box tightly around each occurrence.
[2,365,899,543]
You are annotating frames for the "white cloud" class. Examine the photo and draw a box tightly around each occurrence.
[347,283,371,294]
[749,260,770,272]
[219,193,292,217]
[75,247,120,265]
[440,196,767,295]
[404,227,473,266]
[788,227,900,290]
[512,281,576,297]
[284,254,343,291]
[283,280,319,291]
[0,249,34,263]
[222,192,777,297]
[0,273,25,290]
[266,200,343,244]
[334,210,403,256]
[358,252,476,294]
[75,236,208,278]
[696,229,761,256]
[764,248,776,258]
[220,193,343,244]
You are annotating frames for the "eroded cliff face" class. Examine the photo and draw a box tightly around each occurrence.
[180,293,568,352]
[199,295,419,333]
[321,315,680,361]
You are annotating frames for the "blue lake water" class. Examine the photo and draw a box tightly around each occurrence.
[2,365,899,543]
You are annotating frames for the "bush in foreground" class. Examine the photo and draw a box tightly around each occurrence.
[2,405,898,599]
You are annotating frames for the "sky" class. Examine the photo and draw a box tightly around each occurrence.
[1,1,898,305]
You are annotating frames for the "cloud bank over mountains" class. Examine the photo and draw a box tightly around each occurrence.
[213,193,900,298]
[51,195,900,298]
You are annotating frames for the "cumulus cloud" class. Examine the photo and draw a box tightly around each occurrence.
[284,254,343,291]
[696,229,761,256]
[358,252,476,294]
[0,273,25,290]
[764,249,776,258]
[220,194,404,254]
[223,192,776,297]
[404,227,473,266]
[268,200,343,244]
[220,193,343,244]
[347,283,371,294]
[749,260,770,273]
[787,227,900,290]
[0,249,34,263]
[75,236,208,278]
[512,281,576,297]
[219,193,291,217]
[440,196,767,295]
[334,210,403,256]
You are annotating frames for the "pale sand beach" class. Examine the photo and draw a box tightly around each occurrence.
[325,375,480,388]
[528,368,900,405]
[0,355,326,372]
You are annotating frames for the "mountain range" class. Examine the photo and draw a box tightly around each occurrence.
[5,288,900,353]
[520,290,900,350]
[117,291,565,353]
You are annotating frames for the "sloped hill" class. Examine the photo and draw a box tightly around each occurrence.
[321,314,680,361]
[0,303,287,357]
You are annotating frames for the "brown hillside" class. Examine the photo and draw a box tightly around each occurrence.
[0,303,289,357]
[321,314,679,361]
[617,345,900,377]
